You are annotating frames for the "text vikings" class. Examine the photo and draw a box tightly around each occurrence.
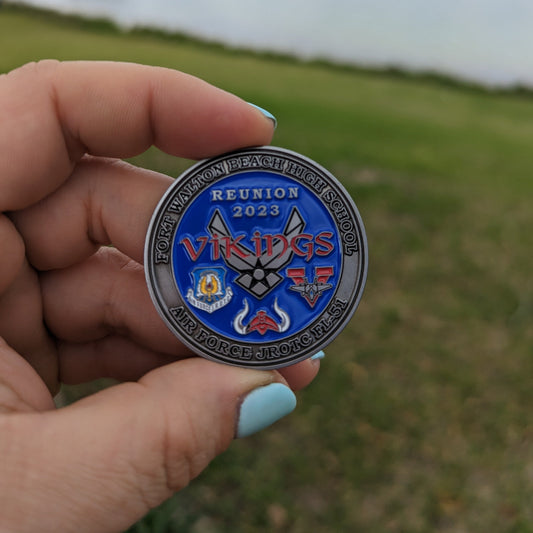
[180,231,335,263]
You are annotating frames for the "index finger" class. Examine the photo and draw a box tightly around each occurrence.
[0,60,275,211]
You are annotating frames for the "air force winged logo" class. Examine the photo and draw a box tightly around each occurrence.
[207,207,306,299]
[186,267,233,313]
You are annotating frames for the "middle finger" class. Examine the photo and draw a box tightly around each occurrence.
[11,156,172,271]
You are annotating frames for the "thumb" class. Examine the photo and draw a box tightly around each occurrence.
[0,359,296,533]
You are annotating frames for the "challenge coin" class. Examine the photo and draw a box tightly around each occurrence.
[145,146,367,369]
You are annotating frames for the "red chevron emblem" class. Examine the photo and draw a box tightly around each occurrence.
[286,266,334,307]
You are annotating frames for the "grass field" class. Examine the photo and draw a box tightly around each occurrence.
[1,4,532,532]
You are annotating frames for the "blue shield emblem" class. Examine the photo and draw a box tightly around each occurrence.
[186,267,233,313]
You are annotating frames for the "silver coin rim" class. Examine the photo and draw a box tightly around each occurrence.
[144,146,368,369]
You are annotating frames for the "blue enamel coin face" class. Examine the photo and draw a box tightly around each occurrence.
[145,147,368,369]
[171,171,342,343]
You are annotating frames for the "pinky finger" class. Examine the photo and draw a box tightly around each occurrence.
[57,335,189,385]
[57,333,321,392]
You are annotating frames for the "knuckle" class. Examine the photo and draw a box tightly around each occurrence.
[0,215,25,296]
[7,59,61,82]
[95,248,144,333]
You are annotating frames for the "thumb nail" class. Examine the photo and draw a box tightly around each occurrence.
[236,383,296,438]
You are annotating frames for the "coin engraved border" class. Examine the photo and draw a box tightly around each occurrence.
[145,146,368,369]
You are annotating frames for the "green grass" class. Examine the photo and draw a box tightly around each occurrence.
[2,4,533,532]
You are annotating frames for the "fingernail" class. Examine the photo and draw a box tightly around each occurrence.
[236,383,296,438]
[247,102,277,129]
[311,350,325,361]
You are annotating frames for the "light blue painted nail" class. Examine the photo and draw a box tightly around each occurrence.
[236,383,296,438]
[311,350,325,361]
[247,102,277,129]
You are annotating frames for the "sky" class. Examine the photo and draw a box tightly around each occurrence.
[14,0,533,88]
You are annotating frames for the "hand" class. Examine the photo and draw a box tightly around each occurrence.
[0,61,320,533]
